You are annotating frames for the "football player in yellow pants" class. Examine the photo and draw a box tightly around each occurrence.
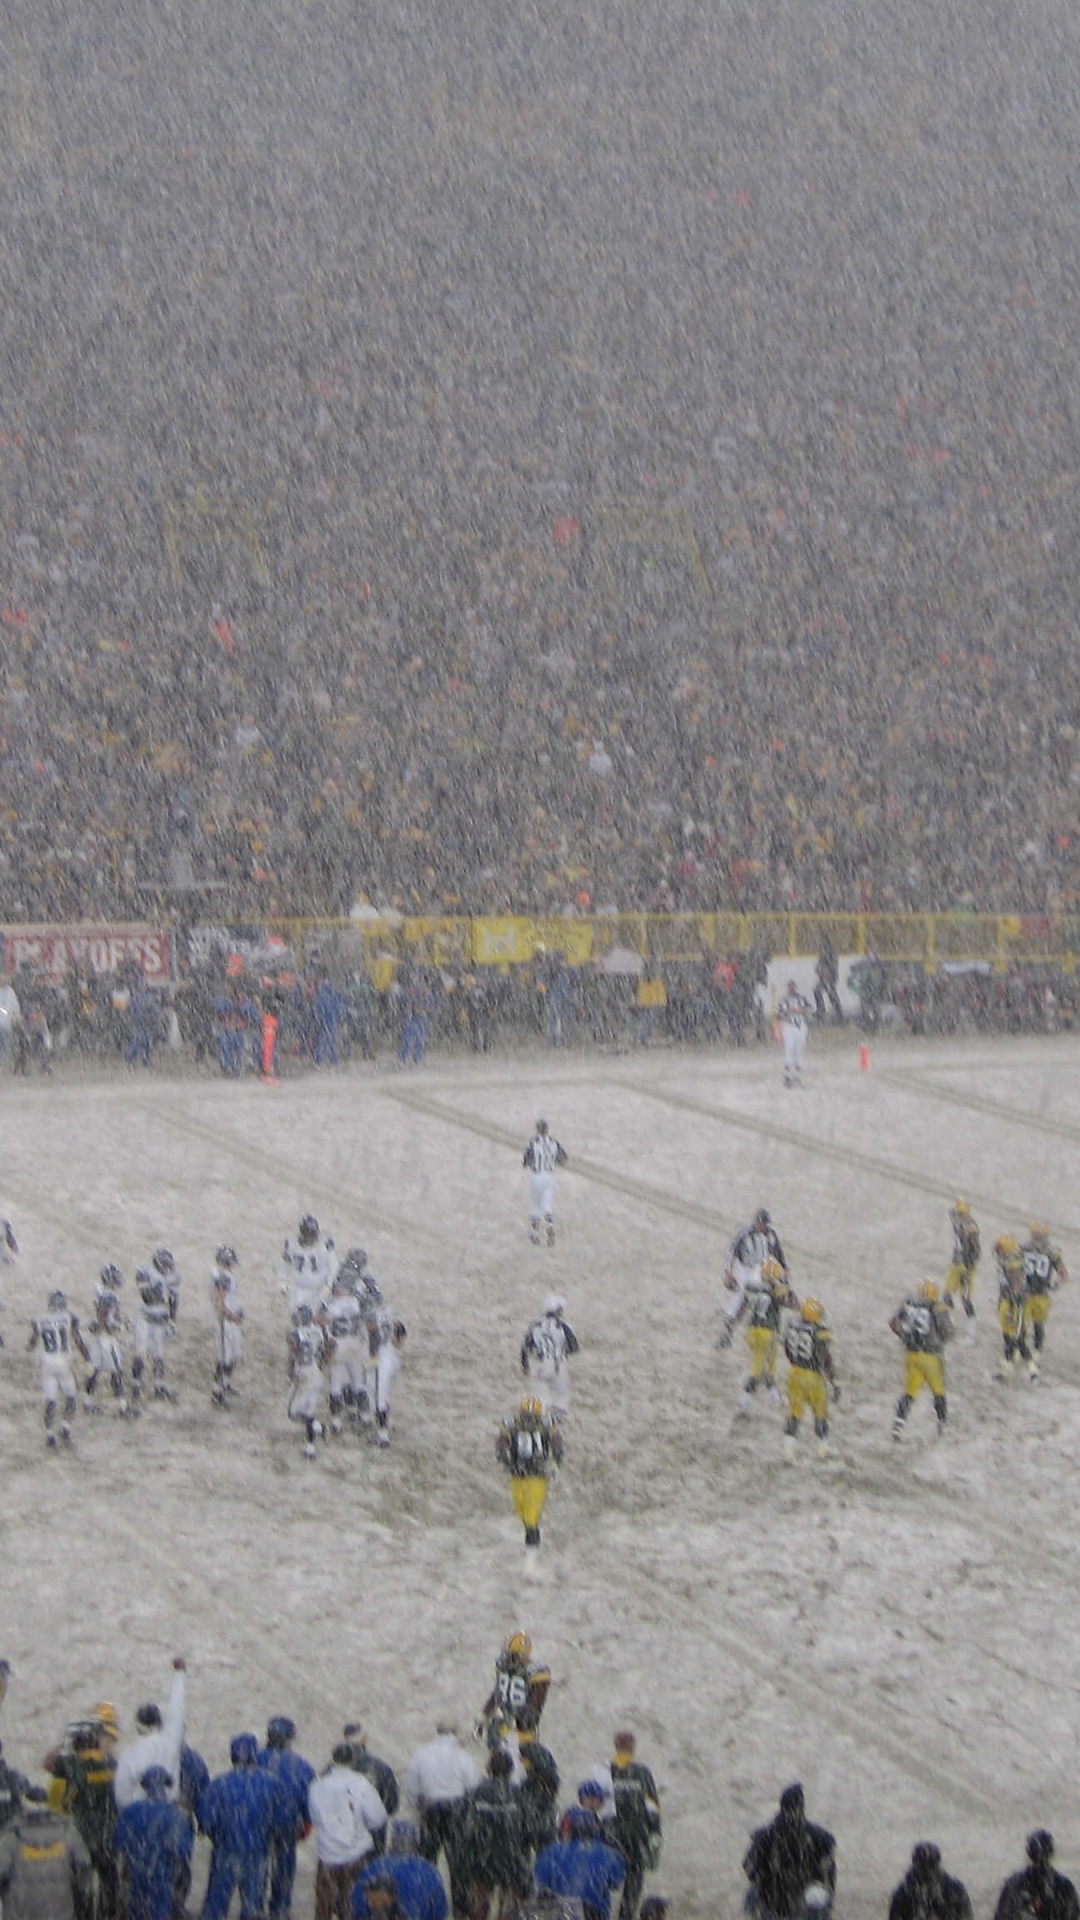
[889,1280,952,1439]
[994,1235,1032,1382]
[1021,1224,1068,1381]
[944,1199,980,1329]
[782,1298,838,1460]
[496,1397,564,1558]
[736,1257,799,1417]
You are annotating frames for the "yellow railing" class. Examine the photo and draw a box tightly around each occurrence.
[260,912,1080,974]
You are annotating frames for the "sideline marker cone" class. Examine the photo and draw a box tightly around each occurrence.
[859,1043,871,1071]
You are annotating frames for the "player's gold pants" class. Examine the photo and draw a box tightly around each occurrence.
[903,1351,945,1400]
[998,1296,1027,1342]
[1026,1292,1051,1351]
[945,1260,977,1305]
[787,1367,829,1423]
[510,1476,548,1531]
[746,1326,779,1381]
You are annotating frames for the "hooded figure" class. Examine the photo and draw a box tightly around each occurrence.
[742,1785,836,1920]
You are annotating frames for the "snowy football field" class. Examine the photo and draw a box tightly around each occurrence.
[2,1030,1080,1918]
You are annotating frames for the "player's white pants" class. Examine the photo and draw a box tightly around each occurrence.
[782,1023,807,1080]
[329,1337,368,1399]
[525,1357,570,1419]
[289,1364,324,1423]
[528,1171,556,1224]
[215,1320,243,1370]
[134,1317,169,1364]
[41,1355,77,1404]
[89,1333,124,1377]
[366,1344,400,1415]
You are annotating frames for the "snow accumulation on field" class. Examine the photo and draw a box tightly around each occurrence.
[2,1030,1079,1919]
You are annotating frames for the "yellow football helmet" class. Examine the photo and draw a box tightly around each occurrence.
[505,1631,533,1660]
[918,1280,939,1302]
[1030,1222,1050,1244]
[802,1297,825,1324]
[995,1233,1020,1260]
[952,1199,970,1217]
[519,1397,543,1420]
[761,1257,785,1285]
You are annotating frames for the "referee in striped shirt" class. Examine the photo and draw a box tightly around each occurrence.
[523,1120,568,1247]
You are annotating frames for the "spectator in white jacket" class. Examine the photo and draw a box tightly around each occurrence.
[113,1659,186,1809]
[308,1744,387,1920]
[403,1723,479,1918]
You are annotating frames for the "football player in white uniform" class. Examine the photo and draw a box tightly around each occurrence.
[288,1304,329,1459]
[85,1264,130,1416]
[211,1247,244,1405]
[777,980,812,1088]
[520,1296,579,1422]
[338,1246,377,1301]
[150,1247,181,1323]
[362,1286,407,1447]
[282,1214,339,1315]
[28,1289,90,1448]
[132,1266,175,1405]
[320,1268,368,1435]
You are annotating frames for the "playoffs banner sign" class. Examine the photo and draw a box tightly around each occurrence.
[1,923,173,985]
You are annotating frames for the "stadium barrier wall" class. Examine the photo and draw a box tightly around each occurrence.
[3,913,1078,984]
[256,911,1080,977]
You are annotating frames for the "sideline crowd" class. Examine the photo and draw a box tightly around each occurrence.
[0,1662,1074,1920]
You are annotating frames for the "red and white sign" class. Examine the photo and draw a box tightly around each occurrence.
[1,923,174,985]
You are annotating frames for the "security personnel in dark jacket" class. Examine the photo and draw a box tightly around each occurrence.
[0,1740,27,1832]
[743,1784,835,1920]
[459,1751,531,1920]
[889,1844,972,1920]
[995,1832,1080,1920]
[344,1726,399,1852]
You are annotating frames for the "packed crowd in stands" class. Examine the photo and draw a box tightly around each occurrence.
[2,428,1080,931]
[2,0,1080,932]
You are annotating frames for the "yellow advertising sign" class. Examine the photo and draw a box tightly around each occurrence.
[469,917,595,967]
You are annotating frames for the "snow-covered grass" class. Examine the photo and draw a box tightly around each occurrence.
[2,1030,1079,1917]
